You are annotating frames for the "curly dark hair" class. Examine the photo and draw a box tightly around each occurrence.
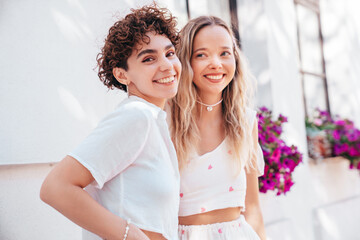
[97,4,179,91]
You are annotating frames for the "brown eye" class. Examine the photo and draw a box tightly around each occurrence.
[166,51,175,57]
[221,51,231,56]
[142,57,154,63]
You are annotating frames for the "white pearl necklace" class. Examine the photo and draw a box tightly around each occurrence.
[196,99,223,111]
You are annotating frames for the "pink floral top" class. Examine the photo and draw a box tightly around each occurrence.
[178,108,264,216]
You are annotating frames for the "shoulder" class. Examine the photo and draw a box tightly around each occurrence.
[120,100,154,121]
[99,100,153,135]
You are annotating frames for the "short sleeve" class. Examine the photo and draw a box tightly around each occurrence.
[246,107,265,176]
[256,143,265,176]
[69,108,151,189]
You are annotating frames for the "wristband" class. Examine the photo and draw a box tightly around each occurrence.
[123,219,131,240]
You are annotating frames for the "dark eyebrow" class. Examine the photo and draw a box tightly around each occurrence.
[136,44,174,59]
[137,49,156,59]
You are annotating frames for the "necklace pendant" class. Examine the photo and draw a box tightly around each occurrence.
[206,106,213,111]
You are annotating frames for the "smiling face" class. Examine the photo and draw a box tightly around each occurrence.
[190,25,236,101]
[117,32,181,108]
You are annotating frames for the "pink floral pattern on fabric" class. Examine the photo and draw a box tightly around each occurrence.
[218,228,222,233]
[208,164,213,170]
[228,150,232,155]
[229,186,234,192]
[200,207,206,213]
[180,193,184,198]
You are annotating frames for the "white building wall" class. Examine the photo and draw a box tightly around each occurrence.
[237,0,273,109]
[321,0,360,126]
[1,0,359,239]
[0,164,82,239]
[238,0,360,239]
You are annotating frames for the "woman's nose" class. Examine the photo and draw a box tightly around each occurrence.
[209,56,222,69]
[159,56,173,71]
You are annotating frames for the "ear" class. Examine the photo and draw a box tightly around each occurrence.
[113,68,130,86]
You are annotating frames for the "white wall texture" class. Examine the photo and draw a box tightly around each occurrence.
[1,0,359,239]
[321,0,360,126]
[238,0,359,239]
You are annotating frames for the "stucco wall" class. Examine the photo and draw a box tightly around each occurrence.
[321,0,360,126]
[1,0,359,239]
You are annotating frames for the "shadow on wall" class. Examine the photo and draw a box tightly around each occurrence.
[0,0,128,165]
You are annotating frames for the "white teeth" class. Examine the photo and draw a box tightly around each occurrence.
[205,74,223,80]
[155,76,175,83]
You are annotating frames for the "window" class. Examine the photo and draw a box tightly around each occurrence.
[294,0,331,117]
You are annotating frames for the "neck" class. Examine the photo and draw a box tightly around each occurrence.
[128,92,166,109]
[196,93,223,117]
[196,99,223,120]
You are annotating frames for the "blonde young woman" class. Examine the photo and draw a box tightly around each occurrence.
[169,16,266,239]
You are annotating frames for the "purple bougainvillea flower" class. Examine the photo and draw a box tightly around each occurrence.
[340,143,349,153]
[263,179,276,191]
[334,120,346,126]
[283,158,296,172]
[347,129,360,142]
[259,106,269,112]
[270,148,281,163]
[283,178,294,193]
[334,144,342,155]
[349,147,360,157]
[257,107,303,196]
[332,130,341,140]
[279,114,288,123]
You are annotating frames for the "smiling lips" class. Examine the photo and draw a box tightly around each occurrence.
[154,75,176,84]
[204,74,225,81]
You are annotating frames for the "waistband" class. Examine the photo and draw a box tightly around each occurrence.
[178,215,246,230]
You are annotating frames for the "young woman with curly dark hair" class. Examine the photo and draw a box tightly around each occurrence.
[41,5,181,240]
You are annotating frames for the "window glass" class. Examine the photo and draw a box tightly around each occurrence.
[297,4,323,74]
[189,0,231,26]
[303,74,327,113]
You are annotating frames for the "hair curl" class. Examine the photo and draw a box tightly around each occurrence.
[97,4,179,91]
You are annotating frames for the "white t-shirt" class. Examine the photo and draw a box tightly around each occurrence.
[69,96,180,240]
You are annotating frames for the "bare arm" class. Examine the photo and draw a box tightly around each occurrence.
[244,119,266,240]
[40,156,149,240]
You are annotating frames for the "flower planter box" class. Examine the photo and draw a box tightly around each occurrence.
[306,128,332,161]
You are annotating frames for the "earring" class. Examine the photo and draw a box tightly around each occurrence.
[125,83,128,93]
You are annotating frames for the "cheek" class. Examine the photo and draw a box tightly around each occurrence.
[191,62,203,76]
[173,59,182,73]
[226,60,236,75]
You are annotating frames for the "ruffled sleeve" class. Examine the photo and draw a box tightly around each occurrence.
[256,143,265,176]
[246,107,265,176]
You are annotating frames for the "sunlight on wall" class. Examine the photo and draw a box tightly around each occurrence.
[58,86,86,121]
[67,0,87,16]
[51,9,93,43]
[267,18,290,58]
[316,209,340,239]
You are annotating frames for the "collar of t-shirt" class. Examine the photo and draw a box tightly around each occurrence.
[127,95,167,120]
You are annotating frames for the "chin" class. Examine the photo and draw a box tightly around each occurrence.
[166,88,179,99]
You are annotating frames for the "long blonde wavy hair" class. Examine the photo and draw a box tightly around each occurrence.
[170,16,257,172]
